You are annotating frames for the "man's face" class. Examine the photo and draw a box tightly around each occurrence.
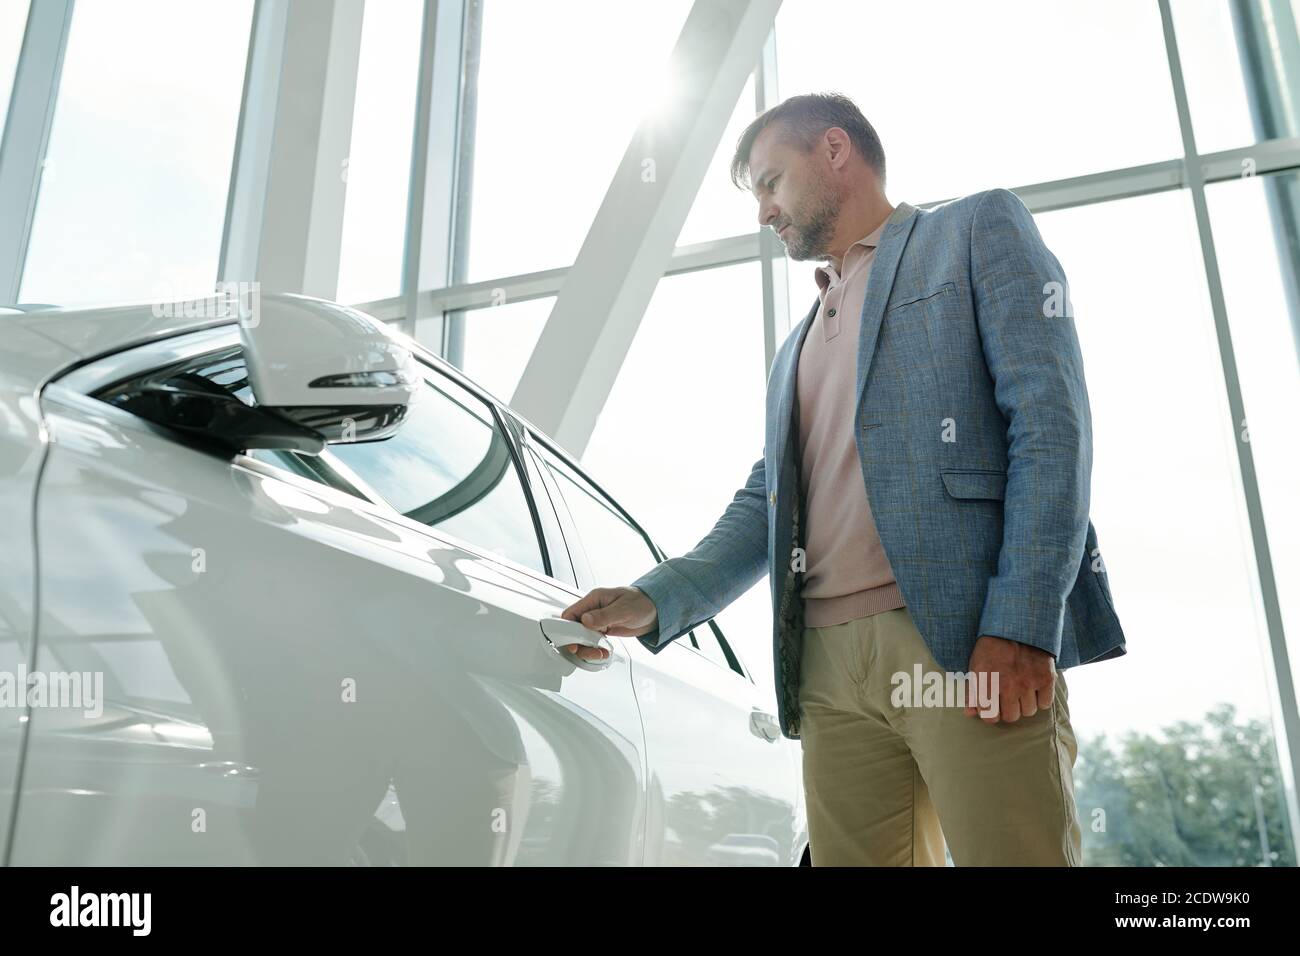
[748,124,840,262]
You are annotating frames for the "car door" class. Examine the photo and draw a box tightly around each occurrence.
[12,326,647,866]
[0,325,78,863]
[523,430,804,865]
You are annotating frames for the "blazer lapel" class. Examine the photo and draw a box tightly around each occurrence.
[856,201,918,410]
[771,296,819,481]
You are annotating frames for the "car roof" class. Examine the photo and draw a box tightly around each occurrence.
[6,296,240,378]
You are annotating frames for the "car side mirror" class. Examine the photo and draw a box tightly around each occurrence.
[240,293,419,446]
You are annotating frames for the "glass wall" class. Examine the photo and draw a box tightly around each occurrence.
[0,0,30,144]
[1034,192,1294,864]
[676,75,760,246]
[774,0,1182,201]
[1170,0,1263,153]
[581,262,771,665]
[19,0,253,305]
[335,0,423,305]
[462,0,692,280]
[459,294,555,404]
[2,0,1297,866]
[1206,170,1300,696]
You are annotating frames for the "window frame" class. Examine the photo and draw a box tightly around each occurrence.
[500,412,578,588]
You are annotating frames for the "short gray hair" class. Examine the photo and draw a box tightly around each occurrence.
[730,92,886,190]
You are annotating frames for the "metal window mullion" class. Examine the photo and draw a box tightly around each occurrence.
[1159,0,1300,854]
[443,0,482,367]
[0,0,74,304]
[1229,0,1300,404]
[755,26,788,375]
[218,0,288,288]
[402,0,468,353]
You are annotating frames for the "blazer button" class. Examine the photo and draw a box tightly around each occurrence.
[769,491,777,506]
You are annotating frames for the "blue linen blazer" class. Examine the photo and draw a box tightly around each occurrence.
[631,189,1127,739]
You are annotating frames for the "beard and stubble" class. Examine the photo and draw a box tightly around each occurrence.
[777,168,841,264]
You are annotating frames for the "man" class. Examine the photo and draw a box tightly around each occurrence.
[561,92,1126,866]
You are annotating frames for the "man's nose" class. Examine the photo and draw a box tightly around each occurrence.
[758,202,779,229]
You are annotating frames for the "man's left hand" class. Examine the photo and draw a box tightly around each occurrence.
[964,635,1056,724]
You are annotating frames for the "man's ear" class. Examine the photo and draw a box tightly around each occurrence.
[824,126,851,169]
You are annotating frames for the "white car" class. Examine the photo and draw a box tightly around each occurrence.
[0,293,808,866]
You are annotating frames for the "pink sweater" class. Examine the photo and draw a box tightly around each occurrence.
[795,212,906,627]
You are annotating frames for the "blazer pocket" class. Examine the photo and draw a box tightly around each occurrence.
[940,468,1007,500]
[887,281,956,312]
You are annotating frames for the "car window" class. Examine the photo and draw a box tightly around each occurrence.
[696,621,747,677]
[693,625,732,670]
[247,447,365,495]
[326,369,547,576]
[532,440,659,590]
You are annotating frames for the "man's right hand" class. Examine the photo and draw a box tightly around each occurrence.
[558,586,659,661]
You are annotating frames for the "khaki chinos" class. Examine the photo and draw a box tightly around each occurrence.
[798,606,1082,866]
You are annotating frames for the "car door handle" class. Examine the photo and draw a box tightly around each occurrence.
[540,616,615,672]
[749,708,781,742]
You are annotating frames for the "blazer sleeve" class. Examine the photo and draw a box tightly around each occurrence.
[969,188,1093,659]
[630,454,769,654]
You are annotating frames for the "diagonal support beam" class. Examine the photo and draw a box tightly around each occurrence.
[754,26,788,376]
[509,0,781,458]
[0,0,73,305]
[220,0,365,299]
